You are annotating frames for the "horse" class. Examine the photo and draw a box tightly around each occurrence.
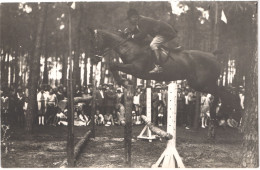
[88,28,241,138]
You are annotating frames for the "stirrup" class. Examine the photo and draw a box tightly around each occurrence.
[149,65,163,74]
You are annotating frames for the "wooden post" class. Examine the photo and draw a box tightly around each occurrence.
[91,64,97,138]
[67,5,74,167]
[137,87,157,142]
[152,82,185,168]
[124,84,134,167]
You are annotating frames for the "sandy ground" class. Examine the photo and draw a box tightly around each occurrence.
[1,124,242,168]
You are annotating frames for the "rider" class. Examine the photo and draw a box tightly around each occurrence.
[126,8,179,73]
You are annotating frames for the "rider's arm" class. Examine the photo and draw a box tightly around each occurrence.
[132,31,147,40]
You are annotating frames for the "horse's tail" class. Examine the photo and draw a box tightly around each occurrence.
[217,86,242,122]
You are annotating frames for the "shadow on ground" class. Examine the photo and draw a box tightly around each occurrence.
[1,124,242,168]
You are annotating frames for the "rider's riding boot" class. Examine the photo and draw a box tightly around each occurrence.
[149,49,163,74]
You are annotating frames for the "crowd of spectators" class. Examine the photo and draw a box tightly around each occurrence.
[1,82,245,129]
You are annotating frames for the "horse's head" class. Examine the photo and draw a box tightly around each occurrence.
[88,27,105,56]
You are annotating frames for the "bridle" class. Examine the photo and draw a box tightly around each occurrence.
[93,30,130,57]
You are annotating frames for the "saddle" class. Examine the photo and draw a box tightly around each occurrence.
[159,45,183,56]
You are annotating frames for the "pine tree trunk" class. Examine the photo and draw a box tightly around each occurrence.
[241,44,258,168]
[10,56,14,87]
[240,10,258,167]
[43,54,48,85]
[73,3,83,89]
[26,3,48,133]
[62,53,68,87]
[83,53,88,87]
[14,50,20,88]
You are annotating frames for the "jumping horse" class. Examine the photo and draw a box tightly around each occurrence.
[88,28,241,138]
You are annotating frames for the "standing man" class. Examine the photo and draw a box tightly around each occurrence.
[126,8,179,73]
[96,85,105,115]
[37,88,47,126]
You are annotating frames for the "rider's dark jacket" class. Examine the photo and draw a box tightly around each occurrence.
[132,16,177,40]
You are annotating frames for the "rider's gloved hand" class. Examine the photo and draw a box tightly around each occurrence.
[127,34,135,39]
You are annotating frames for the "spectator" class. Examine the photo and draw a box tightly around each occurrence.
[157,101,165,126]
[74,85,82,97]
[1,90,9,124]
[185,89,196,129]
[104,84,116,120]
[46,88,58,125]
[23,88,29,124]
[104,111,114,126]
[133,91,140,124]
[82,88,92,119]
[96,85,105,115]
[161,85,168,125]
[152,86,160,125]
[200,93,210,128]
[116,88,124,104]
[87,84,93,95]
[63,86,67,98]
[37,88,47,126]
[16,86,25,127]
[177,88,185,126]
[139,87,146,116]
[95,109,105,125]
[57,85,65,101]
[8,87,17,126]
[115,103,126,125]
[239,87,245,110]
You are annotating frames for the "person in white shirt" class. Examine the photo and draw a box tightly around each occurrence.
[37,89,47,125]
[133,91,140,124]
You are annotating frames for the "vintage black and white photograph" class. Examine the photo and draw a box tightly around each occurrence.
[0,0,258,168]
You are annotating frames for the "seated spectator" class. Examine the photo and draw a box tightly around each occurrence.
[57,86,65,101]
[157,101,165,126]
[95,109,104,125]
[74,85,82,97]
[115,103,125,126]
[104,111,114,126]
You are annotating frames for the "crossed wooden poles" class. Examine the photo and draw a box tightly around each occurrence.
[138,82,185,168]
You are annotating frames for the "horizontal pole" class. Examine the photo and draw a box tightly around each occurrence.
[60,130,92,168]
[141,115,173,140]
[74,130,92,159]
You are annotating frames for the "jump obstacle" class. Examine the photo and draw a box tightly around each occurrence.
[137,87,157,142]
[140,82,185,168]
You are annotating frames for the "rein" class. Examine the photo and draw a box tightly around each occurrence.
[97,37,130,56]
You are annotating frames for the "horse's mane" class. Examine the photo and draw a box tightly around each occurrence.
[97,29,123,42]
[98,29,140,49]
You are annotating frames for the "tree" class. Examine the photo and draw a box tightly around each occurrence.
[26,3,48,133]
[240,7,258,167]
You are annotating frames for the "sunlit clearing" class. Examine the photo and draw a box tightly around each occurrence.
[169,1,189,16]
[60,25,65,30]
[197,7,209,20]
[71,2,75,9]
[18,3,23,9]
[24,4,32,13]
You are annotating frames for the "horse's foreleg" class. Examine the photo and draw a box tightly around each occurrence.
[110,63,136,87]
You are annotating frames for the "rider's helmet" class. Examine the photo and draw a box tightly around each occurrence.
[127,8,139,19]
